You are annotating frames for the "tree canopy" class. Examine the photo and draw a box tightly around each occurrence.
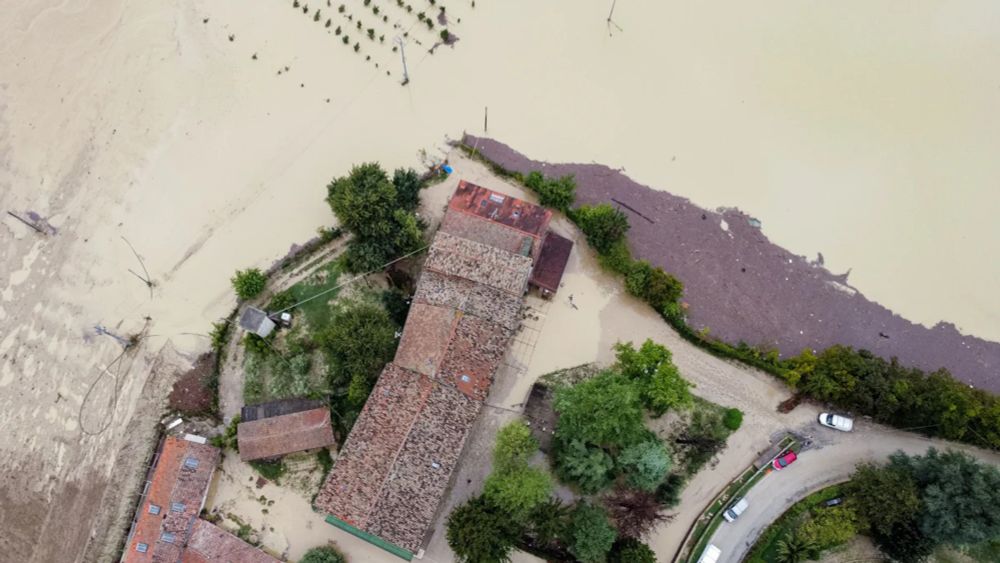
[572,204,630,254]
[614,340,692,416]
[553,371,646,448]
[616,440,672,492]
[569,503,618,563]
[524,171,576,212]
[493,420,538,472]
[326,163,424,272]
[446,496,520,563]
[317,299,398,405]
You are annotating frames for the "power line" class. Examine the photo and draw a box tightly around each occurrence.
[272,244,429,315]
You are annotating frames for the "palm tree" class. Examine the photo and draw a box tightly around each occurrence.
[775,533,817,563]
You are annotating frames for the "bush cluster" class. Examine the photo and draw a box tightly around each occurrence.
[231,268,267,301]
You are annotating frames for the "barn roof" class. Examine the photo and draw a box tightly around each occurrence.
[529,232,574,293]
[448,180,551,238]
[181,520,279,563]
[237,408,336,462]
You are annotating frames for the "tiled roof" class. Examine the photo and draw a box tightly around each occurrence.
[316,364,433,528]
[529,232,574,293]
[425,231,532,295]
[448,180,551,238]
[315,184,541,555]
[440,209,538,257]
[181,520,278,563]
[237,408,336,462]
[393,303,462,377]
[122,437,220,563]
[412,271,522,330]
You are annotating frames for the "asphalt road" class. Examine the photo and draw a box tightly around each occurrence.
[702,420,1000,563]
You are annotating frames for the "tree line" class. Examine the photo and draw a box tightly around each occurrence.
[472,153,1000,451]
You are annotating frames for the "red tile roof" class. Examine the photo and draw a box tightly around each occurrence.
[315,184,542,555]
[122,437,220,563]
[181,520,279,563]
[237,408,336,462]
[448,180,551,238]
[529,232,574,293]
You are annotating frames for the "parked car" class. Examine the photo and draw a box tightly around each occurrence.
[823,497,844,507]
[772,450,798,470]
[818,412,854,432]
[722,497,749,522]
[697,544,722,563]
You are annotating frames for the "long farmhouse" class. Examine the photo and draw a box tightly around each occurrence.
[315,181,570,558]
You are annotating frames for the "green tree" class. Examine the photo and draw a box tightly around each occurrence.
[608,538,656,563]
[446,496,521,563]
[616,440,671,491]
[299,545,346,563]
[775,533,817,563]
[553,371,645,448]
[484,465,553,517]
[526,498,572,550]
[231,268,267,300]
[849,462,922,538]
[391,167,423,210]
[614,340,691,416]
[524,171,576,212]
[493,420,538,472]
[554,438,614,494]
[891,448,1000,546]
[572,204,630,254]
[317,300,397,404]
[569,503,617,563]
[625,260,684,310]
[796,506,857,550]
[326,163,423,273]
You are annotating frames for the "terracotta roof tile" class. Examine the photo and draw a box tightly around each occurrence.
[181,520,279,563]
[529,232,574,293]
[237,408,336,462]
[448,180,551,238]
[425,231,532,295]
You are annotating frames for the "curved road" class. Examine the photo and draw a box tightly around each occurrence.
[702,420,1000,563]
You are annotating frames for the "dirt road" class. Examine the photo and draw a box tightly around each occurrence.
[704,423,1000,563]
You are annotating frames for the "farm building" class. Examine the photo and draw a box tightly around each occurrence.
[120,435,275,562]
[315,182,564,558]
[237,405,336,462]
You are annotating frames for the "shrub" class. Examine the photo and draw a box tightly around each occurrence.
[493,420,538,472]
[569,503,617,563]
[608,538,656,563]
[625,260,683,310]
[796,505,857,550]
[484,466,553,518]
[526,498,572,550]
[299,545,346,563]
[209,415,240,451]
[616,440,671,491]
[524,171,576,212]
[775,533,818,563]
[440,29,449,41]
[231,268,267,300]
[446,496,521,563]
[209,321,230,352]
[553,438,614,494]
[654,473,685,508]
[723,408,743,430]
[596,239,633,274]
[572,204,629,254]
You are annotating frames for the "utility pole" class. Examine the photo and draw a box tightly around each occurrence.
[606,0,622,36]
[95,325,132,349]
[484,106,488,133]
[6,211,44,234]
[395,36,410,85]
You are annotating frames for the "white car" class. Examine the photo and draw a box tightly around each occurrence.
[818,412,854,432]
[722,497,749,522]
[697,544,722,563]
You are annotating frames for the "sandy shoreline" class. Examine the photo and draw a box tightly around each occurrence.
[465,135,1000,392]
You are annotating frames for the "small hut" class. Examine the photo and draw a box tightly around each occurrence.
[239,306,276,338]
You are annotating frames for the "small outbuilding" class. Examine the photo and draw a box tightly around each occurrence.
[529,232,573,296]
[238,407,336,462]
[239,306,276,338]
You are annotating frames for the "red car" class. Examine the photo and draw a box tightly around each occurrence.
[772,451,798,470]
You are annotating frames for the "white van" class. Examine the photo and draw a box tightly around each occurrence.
[723,497,749,522]
[697,544,722,563]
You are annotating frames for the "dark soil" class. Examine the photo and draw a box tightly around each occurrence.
[463,135,1000,393]
[168,353,216,415]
